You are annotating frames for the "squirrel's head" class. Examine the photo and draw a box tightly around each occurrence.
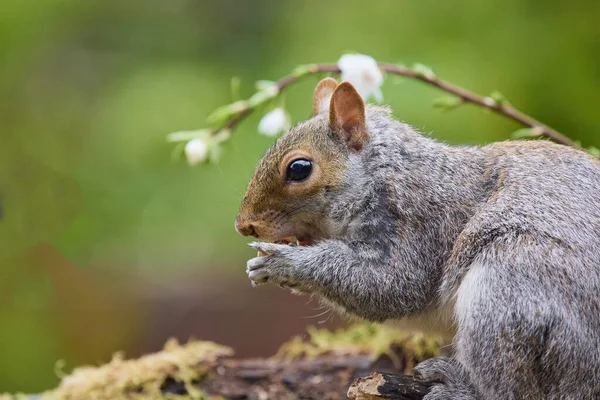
[235,78,370,244]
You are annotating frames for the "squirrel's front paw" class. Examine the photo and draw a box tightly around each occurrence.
[246,242,306,289]
[415,358,480,400]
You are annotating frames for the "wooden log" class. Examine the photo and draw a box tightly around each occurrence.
[23,325,443,400]
[166,355,386,399]
[347,372,433,400]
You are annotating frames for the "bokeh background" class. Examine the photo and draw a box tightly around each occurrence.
[1,0,598,393]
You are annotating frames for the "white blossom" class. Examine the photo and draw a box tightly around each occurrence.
[337,54,384,102]
[184,138,209,165]
[257,108,291,137]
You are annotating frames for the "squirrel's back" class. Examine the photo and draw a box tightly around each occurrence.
[477,140,600,252]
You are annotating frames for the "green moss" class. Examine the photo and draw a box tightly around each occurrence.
[41,339,233,400]
[0,394,31,400]
[274,323,441,372]
[1,326,441,399]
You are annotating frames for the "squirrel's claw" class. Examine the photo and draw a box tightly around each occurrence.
[246,253,277,285]
[246,256,266,272]
[246,258,270,284]
[414,357,480,399]
[247,241,287,255]
[246,242,306,289]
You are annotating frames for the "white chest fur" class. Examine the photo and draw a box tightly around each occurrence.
[386,298,456,342]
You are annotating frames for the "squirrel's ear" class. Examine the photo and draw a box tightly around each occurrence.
[329,81,368,151]
[313,77,338,115]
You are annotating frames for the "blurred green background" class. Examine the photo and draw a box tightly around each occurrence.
[0,0,598,393]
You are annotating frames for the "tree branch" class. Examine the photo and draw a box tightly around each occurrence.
[212,62,577,148]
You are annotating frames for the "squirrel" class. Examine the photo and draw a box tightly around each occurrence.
[235,77,600,399]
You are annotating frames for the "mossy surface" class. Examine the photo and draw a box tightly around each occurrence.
[40,339,232,400]
[2,324,441,399]
[274,323,441,372]
[0,395,31,400]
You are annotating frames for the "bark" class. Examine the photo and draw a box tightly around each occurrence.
[163,356,432,399]
[29,325,442,400]
[347,372,432,400]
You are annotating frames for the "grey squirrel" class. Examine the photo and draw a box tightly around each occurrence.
[235,78,600,399]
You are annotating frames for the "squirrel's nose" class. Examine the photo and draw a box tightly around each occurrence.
[235,220,259,237]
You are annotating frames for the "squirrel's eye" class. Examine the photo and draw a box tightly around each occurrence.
[287,159,312,182]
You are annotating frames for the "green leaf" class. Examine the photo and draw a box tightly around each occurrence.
[248,87,279,107]
[206,100,248,127]
[413,63,436,80]
[512,127,543,139]
[588,146,600,158]
[206,104,235,127]
[293,64,318,78]
[490,90,509,106]
[255,80,275,91]
[433,96,463,111]
[166,129,211,143]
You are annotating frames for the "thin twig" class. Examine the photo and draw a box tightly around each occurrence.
[377,63,575,147]
[213,62,576,148]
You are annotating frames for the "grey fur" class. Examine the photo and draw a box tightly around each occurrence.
[243,106,600,399]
